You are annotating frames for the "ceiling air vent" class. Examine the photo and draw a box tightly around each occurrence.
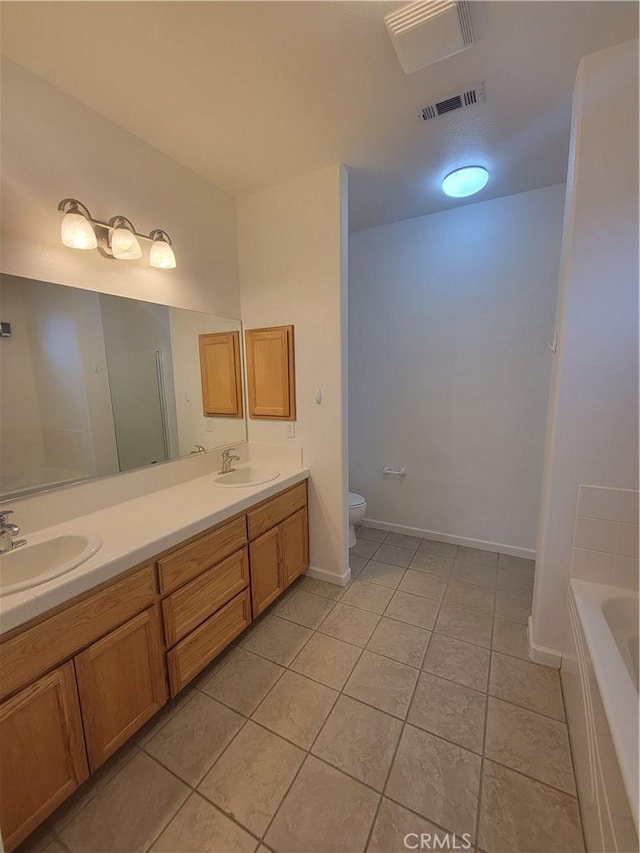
[421,82,485,121]
[385,1,474,75]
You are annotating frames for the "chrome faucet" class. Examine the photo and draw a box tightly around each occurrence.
[220,448,240,474]
[190,444,206,454]
[0,510,26,554]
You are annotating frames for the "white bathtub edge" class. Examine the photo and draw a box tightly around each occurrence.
[569,578,639,835]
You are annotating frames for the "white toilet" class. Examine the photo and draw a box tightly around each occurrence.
[348,491,367,548]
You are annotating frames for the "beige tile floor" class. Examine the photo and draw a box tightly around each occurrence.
[20,530,586,853]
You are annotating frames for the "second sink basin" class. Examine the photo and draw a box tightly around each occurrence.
[213,466,280,487]
[0,531,103,596]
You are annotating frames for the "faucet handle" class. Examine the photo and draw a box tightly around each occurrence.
[0,509,14,524]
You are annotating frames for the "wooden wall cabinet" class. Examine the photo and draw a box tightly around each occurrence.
[75,607,167,772]
[245,325,296,419]
[0,662,88,850]
[199,331,243,417]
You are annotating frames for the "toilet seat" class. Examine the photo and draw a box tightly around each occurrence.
[348,492,366,508]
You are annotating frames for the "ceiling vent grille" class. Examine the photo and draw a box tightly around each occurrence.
[385,1,474,75]
[421,82,485,121]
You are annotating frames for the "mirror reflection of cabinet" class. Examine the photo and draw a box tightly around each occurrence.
[245,325,296,420]
[198,331,243,418]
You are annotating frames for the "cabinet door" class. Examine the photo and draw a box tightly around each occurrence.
[282,508,309,586]
[75,607,167,772]
[249,526,284,616]
[198,331,243,417]
[245,325,296,419]
[0,662,88,851]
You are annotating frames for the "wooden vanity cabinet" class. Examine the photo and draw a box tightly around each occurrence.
[75,606,167,772]
[157,517,251,696]
[166,589,251,696]
[282,507,309,586]
[245,325,296,419]
[0,662,88,850]
[249,483,309,616]
[250,527,284,616]
[0,478,309,850]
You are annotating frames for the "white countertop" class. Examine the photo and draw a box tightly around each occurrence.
[0,464,309,634]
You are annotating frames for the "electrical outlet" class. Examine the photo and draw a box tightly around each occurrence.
[206,419,215,433]
[286,422,296,439]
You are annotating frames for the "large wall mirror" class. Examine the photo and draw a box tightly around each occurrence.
[0,274,247,499]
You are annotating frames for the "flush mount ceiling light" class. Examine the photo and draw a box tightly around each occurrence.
[441,166,489,198]
[57,198,176,268]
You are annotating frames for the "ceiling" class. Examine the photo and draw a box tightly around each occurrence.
[1,1,637,231]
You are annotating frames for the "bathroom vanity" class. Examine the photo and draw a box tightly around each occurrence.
[0,475,309,851]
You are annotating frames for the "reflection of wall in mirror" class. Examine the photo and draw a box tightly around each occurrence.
[99,295,178,472]
[169,309,245,456]
[0,275,119,495]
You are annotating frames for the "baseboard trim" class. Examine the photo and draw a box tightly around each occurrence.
[361,517,536,560]
[527,616,562,668]
[305,564,351,587]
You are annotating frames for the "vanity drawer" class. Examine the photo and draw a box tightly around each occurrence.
[247,481,307,540]
[166,589,251,696]
[0,564,157,702]
[158,517,247,594]
[162,547,249,646]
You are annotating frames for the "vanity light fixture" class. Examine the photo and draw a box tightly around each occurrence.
[57,198,176,268]
[149,230,177,269]
[441,165,489,198]
[110,216,143,260]
[59,199,98,250]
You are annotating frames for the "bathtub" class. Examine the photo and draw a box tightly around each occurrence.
[562,579,639,852]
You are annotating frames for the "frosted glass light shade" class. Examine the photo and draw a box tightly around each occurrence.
[150,239,176,269]
[442,166,489,198]
[60,211,97,249]
[111,226,142,260]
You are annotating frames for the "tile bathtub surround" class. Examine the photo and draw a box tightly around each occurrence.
[27,537,585,853]
[571,485,639,588]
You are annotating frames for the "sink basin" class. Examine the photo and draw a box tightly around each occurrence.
[213,466,280,487]
[0,531,102,596]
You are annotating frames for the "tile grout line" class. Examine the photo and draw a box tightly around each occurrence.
[256,540,430,849]
[364,544,460,850]
[474,597,497,849]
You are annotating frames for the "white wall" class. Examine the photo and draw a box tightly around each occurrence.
[237,165,349,583]
[0,278,47,481]
[0,276,120,491]
[349,185,565,555]
[532,40,639,658]
[1,57,240,318]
